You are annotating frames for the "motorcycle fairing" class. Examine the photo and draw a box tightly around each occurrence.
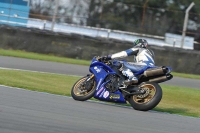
[89,58,126,103]
[89,57,172,103]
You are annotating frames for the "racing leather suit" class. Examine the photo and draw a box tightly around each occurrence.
[109,47,155,84]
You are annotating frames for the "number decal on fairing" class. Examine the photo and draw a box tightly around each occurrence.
[94,66,101,73]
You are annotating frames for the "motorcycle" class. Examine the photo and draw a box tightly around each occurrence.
[71,56,173,111]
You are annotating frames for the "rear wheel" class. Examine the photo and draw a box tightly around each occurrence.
[128,82,162,111]
[71,75,96,101]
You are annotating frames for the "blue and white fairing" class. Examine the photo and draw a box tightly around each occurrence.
[89,57,172,103]
[89,57,126,103]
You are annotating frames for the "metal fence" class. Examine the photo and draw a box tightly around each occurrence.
[0,0,196,50]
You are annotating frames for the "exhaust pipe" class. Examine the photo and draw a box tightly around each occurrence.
[144,66,169,77]
[149,74,173,83]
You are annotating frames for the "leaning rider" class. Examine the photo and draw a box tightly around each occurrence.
[99,39,155,85]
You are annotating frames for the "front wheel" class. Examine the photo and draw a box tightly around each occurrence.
[128,82,162,111]
[71,75,96,101]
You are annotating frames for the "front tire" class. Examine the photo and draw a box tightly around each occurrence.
[128,82,162,111]
[71,76,96,101]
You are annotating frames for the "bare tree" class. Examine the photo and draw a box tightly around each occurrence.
[29,0,90,25]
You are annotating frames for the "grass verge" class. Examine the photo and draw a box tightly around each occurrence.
[0,69,78,96]
[0,49,90,66]
[0,68,199,117]
[0,49,200,80]
[155,84,200,117]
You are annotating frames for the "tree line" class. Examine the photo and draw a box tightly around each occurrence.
[29,0,200,41]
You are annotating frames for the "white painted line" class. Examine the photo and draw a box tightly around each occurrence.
[0,84,125,107]
[1,84,198,118]
[0,68,198,118]
[0,84,73,98]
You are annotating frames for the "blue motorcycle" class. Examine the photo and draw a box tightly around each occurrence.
[71,56,173,111]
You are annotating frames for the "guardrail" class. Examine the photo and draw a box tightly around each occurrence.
[0,13,194,49]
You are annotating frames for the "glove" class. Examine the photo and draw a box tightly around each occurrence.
[98,55,111,62]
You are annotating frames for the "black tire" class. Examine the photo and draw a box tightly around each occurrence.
[71,76,96,101]
[128,82,162,111]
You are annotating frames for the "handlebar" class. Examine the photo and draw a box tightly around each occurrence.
[95,56,111,64]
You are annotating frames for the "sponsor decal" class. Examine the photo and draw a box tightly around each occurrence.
[96,87,104,95]
[103,91,109,98]
[94,66,101,73]
[109,94,120,99]
[96,78,102,90]
[100,90,105,98]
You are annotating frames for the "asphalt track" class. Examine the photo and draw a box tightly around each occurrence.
[0,56,199,89]
[1,86,200,133]
[0,56,200,133]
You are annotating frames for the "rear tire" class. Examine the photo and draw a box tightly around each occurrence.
[71,76,96,101]
[128,82,162,111]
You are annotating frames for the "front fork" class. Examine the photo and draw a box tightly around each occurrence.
[80,74,95,92]
[86,74,94,81]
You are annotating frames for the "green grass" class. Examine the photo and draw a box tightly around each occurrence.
[0,68,79,96]
[0,49,90,66]
[0,48,200,80]
[0,68,199,117]
[155,85,200,117]
[172,72,200,80]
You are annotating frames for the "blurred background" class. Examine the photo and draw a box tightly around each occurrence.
[0,0,200,49]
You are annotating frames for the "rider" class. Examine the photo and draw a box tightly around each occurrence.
[99,39,155,85]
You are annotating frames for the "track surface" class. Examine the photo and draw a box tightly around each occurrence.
[0,56,199,89]
[0,56,200,133]
[1,86,200,133]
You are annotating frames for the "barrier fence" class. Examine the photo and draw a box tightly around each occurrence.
[0,0,199,50]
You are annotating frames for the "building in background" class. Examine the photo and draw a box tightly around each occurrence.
[0,0,30,26]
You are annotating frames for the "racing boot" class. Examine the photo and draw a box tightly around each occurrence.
[122,69,138,85]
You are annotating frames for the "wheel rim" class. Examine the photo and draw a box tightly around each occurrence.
[73,77,96,96]
[132,84,156,104]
